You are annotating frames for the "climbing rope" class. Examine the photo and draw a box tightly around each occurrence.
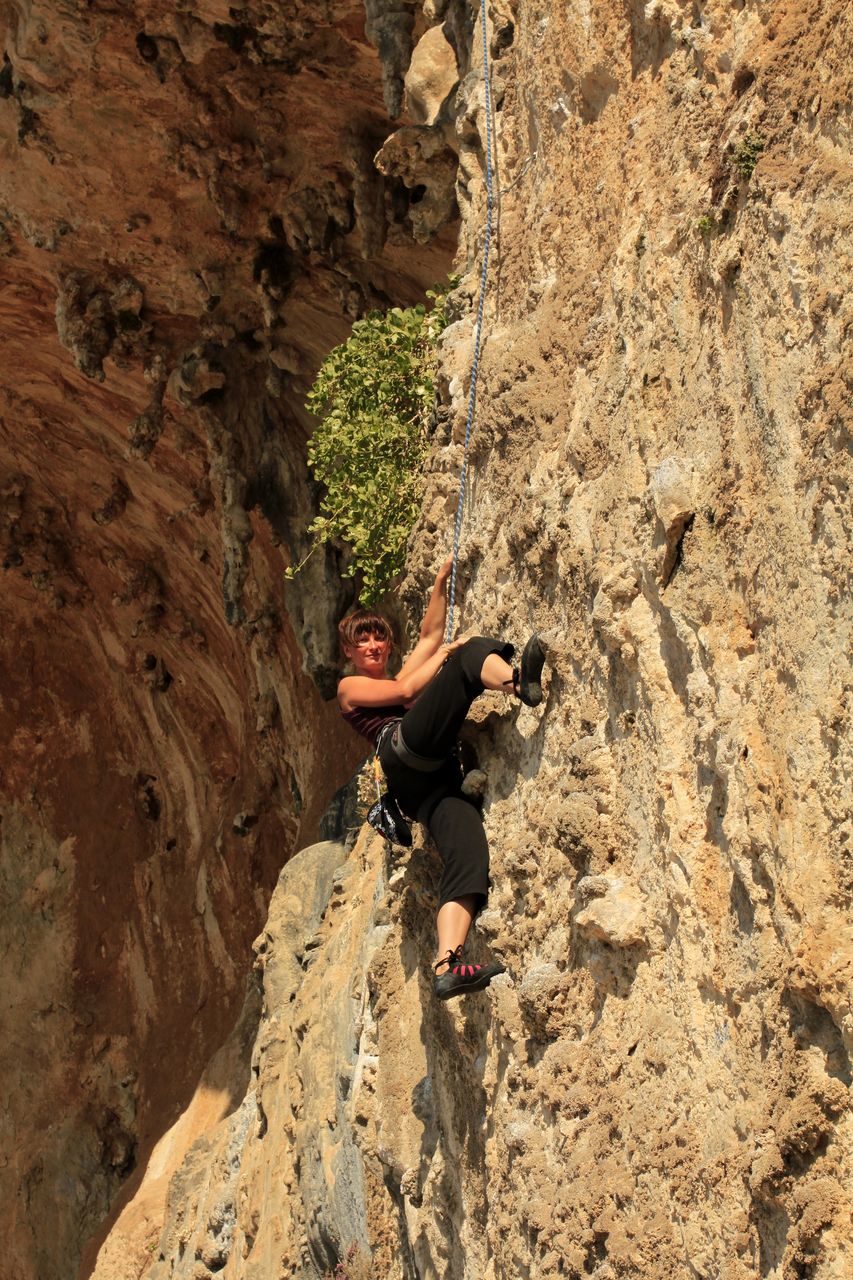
[445,0,494,643]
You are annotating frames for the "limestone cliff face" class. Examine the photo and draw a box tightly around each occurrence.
[4,0,852,1278]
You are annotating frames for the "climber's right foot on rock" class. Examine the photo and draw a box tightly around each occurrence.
[433,946,505,1000]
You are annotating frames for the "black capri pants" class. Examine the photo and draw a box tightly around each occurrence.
[378,636,514,912]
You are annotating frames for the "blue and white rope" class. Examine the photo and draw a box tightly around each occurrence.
[445,0,494,643]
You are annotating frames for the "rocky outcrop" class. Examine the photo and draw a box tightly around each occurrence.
[5,0,853,1278]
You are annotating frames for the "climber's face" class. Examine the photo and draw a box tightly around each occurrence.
[345,630,391,678]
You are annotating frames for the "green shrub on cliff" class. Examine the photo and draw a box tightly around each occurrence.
[288,284,452,604]
[733,133,765,180]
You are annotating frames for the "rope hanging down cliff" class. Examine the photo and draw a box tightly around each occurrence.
[445,0,495,643]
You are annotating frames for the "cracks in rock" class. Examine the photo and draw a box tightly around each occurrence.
[660,511,695,587]
[0,50,12,98]
[0,50,44,148]
[345,128,389,260]
[98,1108,138,1180]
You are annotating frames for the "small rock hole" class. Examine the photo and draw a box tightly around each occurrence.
[136,33,159,62]
[213,22,254,53]
[493,21,515,53]
[732,67,755,97]
[233,811,259,837]
[135,773,161,822]
[253,243,294,291]
[0,53,14,99]
[238,328,263,351]
[197,385,226,406]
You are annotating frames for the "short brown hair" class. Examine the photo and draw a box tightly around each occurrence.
[338,608,394,651]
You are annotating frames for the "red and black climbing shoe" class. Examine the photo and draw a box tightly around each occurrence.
[433,946,506,1001]
[517,634,546,707]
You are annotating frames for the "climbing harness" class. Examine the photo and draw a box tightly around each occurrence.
[367,716,449,845]
[387,722,444,772]
[445,0,495,642]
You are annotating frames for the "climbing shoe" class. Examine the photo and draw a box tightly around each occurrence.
[516,634,546,707]
[433,946,506,1000]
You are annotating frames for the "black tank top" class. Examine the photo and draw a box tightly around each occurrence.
[340,703,407,748]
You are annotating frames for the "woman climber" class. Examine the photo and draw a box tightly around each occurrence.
[337,556,546,1000]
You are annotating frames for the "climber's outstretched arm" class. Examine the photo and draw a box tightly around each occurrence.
[398,555,453,680]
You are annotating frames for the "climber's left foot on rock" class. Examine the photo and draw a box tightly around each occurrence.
[516,634,546,706]
[501,634,546,706]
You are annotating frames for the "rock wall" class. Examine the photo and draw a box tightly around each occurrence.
[5,0,852,1277]
[399,0,852,1272]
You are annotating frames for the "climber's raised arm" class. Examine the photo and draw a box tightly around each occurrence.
[336,557,459,711]
[397,555,453,680]
[338,636,463,711]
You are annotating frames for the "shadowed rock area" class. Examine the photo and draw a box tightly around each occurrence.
[2,0,852,1278]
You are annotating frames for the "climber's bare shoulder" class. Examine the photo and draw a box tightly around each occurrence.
[337,674,405,713]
